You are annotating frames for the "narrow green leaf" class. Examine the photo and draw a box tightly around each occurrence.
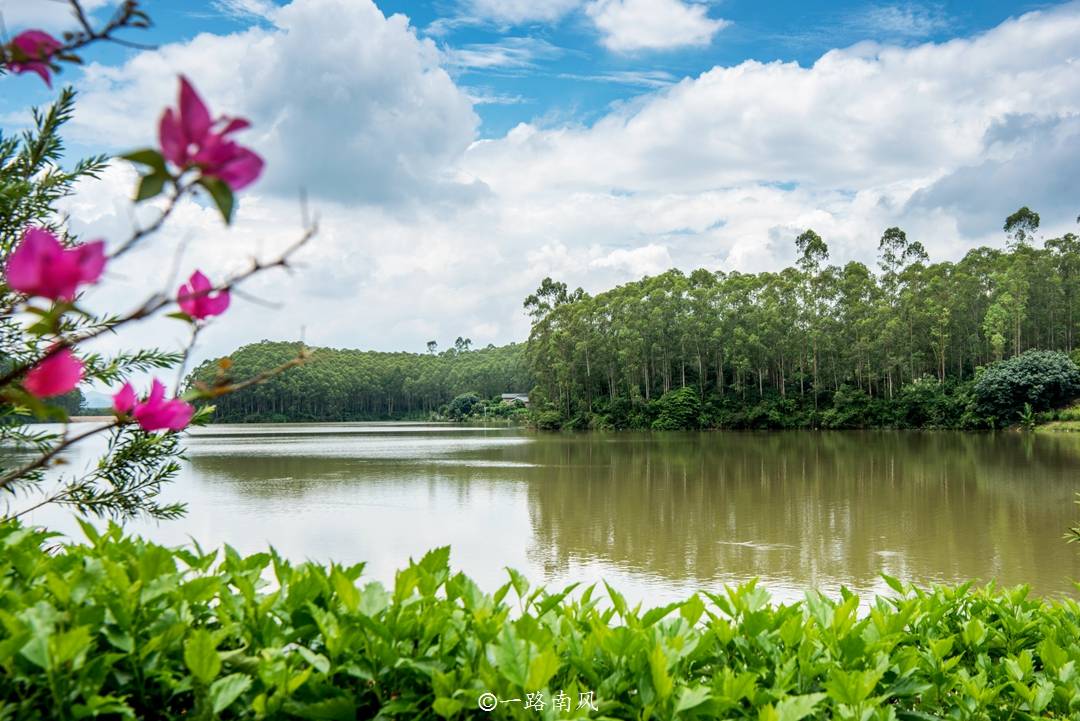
[675,685,712,713]
[525,647,560,690]
[774,693,826,721]
[183,629,221,684]
[330,566,360,612]
[120,148,167,173]
[198,176,235,224]
[135,172,167,202]
[210,673,252,713]
[649,643,673,700]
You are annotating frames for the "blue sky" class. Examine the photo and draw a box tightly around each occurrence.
[2,0,1054,137]
[1,0,1078,362]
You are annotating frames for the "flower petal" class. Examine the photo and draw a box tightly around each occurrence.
[178,76,212,145]
[159,108,186,167]
[216,147,265,191]
[24,348,84,399]
[75,240,106,285]
[113,382,137,414]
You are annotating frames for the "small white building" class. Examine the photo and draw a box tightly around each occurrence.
[501,393,530,406]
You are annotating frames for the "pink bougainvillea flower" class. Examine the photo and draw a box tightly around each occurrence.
[158,76,264,190]
[5,30,62,87]
[113,382,137,414]
[23,348,84,398]
[118,379,194,432]
[177,270,230,320]
[4,227,106,301]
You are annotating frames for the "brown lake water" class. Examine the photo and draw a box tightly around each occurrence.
[20,424,1080,605]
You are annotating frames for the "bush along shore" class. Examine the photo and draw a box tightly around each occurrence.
[2,521,1079,720]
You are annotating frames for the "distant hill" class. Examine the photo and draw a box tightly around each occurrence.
[185,340,531,422]
[82,391,113,409]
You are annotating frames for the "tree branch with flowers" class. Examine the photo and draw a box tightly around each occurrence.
[0,0,313,522]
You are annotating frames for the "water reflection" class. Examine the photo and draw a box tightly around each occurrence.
[514,432,1080,598]
[21,425,1080,604]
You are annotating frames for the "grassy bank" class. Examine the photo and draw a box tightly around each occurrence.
[1,521,1078,720]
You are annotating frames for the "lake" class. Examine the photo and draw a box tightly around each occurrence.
[19,424,1080,605]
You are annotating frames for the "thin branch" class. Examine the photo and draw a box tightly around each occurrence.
[0,419,119,493]
[0,1,156,66]
[174,324,202,396]
[109,182,187,259]
[0,221,317,391]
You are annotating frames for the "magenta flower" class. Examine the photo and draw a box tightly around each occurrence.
[5,31,62,87]
[24,348,84,399]
[113,382,137,414]
[158,76,264,190]
[114,379,194,432]
[177,270,230,320]
[4,227,106,301]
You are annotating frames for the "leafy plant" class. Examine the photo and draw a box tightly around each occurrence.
[0,4,312,523]
[651,386,703,431]
[2,520,1080,720]
[973,350,1080,427]
[1019,402,1036,430]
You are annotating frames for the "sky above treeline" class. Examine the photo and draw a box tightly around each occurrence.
[1,0,1078,368]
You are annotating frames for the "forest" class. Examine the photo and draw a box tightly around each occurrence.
[186,339,530,422]
[525,209,1080,430]
[190,208,1080,430]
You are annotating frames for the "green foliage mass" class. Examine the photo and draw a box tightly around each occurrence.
[2,520,1080,720]
[972,350,1080,426]
[525,221,1080,430]
[446,393,481,420]
[651,387,702,431]
[186,341,530,422]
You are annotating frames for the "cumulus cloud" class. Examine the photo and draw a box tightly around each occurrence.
[591,244,674,275]
[907,114,1080,237]
[465,5,1080,198]
[586,0,730,52]
[44,0,1080,368]
[70,0,481,207]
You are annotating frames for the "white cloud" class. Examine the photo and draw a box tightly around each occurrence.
[848,3,951,39]
[0,0,111,30]
[42,0,1080,369]
[460,0,581,25]
[465,4,1080,198]
[557,69,678,88]
[464,87,529,105]
[442,37,562,70]
[585,0,730,52]
[591,244,673,275]
[210,0,277,21]
[0,0,113,30]
[70,0,481,207]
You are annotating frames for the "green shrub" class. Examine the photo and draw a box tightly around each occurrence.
[822,386,872,428]
[650,387,702,430]
[532,410,564,431]
[447,393,482,420]
[2,521,1080,720]
[974,350,1080,426]
[894,377,969,428]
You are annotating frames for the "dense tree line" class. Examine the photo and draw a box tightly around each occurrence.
[187,340,529,422]
[525,209,1080,429]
